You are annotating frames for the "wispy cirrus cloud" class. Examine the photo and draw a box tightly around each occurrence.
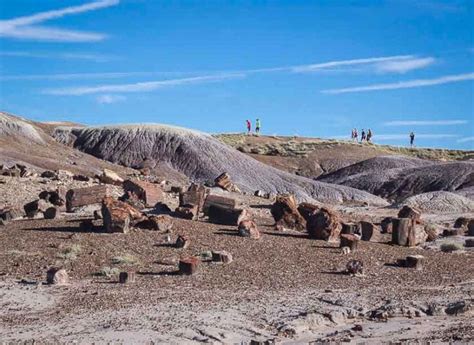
[96,94,126,104]
[0,51,115,62]
[292,55,435,74]
[322,72,474,94]
[43,74,245,95]
[375,57,436,74]
[384,119,468,126]
[457,136,474,143]
[0,0,119,42]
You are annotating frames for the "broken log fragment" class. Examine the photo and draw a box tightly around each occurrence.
[391,218,427,247]
[398,205,422,223]
[346,260,363,275]
[24,199,50,218]
[207,205,248,225]
[238,219,261,239]
[341,222,360,235]
[271,194,306,231]
[381,217,393,234]
[307,207,341,242]
[179,257,200,275]
[43,207,58,220]
[297,202,320,222]
[212,250,233,264]
[175,235,190,249]
[174,205,199,220]
[405,255,425,270]
[99,169,124,186]
[123,179,163,208]
[46,267,69,285]
[66,185,109,212]
[360,221,383,242]
[179,183,206,212]
[203,194,237,213]
[119,271,136,284]
[340,234,359,252]
[101,197,143,234]
[214,172,241,193]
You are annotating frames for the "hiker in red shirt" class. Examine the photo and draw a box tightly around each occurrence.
[246,119,251,135]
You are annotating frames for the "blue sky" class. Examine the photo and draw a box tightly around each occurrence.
[0,0,473,149]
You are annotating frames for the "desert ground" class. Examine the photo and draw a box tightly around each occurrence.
[1,112,473,344]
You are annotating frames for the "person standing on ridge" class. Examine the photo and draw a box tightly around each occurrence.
[246,119,251,135]
[410,132,415,147]
[354,128,358,142]
[255,118,261,135]
[367,129,373,142]
[361,129,366,142]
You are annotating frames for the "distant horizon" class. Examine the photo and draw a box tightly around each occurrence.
[1,0,473,149]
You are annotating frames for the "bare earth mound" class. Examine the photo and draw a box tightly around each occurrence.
[397,191,474,213]
[0,112,133,178]
[318,156,474,201]
[53,125,388,205]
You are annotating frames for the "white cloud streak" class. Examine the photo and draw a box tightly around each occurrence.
[457,136,474,143]
[322,73,474,94]
[0,51,114,62]
[96,94,126,104]
[384,120,468,126]
[375,57,436,74]
[0,0,119,42]
[43,74,246,95]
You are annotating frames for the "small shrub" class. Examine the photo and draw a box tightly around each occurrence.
[440,242,463,253]
[96,266,120,278]
[111,254,138,265]
[57,244,82,260]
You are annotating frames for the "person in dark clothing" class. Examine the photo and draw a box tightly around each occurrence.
[410,132,415,147]
[255,118,261,135]
[367,129,372,142]
[361,129,366,142]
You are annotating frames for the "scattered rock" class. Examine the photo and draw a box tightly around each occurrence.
[119,271,136,284]
[445,301,470,316]
[391,218,427,246]
[398,205,421,223]
[360,221,383,242]
[346,260,363,275]
[40,170,58,179]
[341,222,360,235]
[212,250,233,264]
[72,174,90,182]
[208,205,249,226]
[99,168,124,185]
[102,197,143,234]
[0,206,24,221]
[454,217,471,229]
[464,239,474,248]
[43,207,58,220]
[238,219,261,239]
[340,234,359,252]
[399,255,425,270]
[66,185,109,212]
[175,205,199,220]
[443,228,464,237]
[123,179,163,208]
[307,207,341,242]
[214,172,241,193]
[46,267,69,285]
[271,194,306,231]
[254,190,270,198]
[24,199,50,218]
[424,224,441,241]
[175,235,190,249]
[179,257,200,275]
[203,194,236,213]
[39,189,65,207]
[93,210,103,220]
[297,202,320,222]
[381,217,393,234]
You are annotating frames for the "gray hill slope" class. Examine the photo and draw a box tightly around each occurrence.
[317,156,474,201]
[53,124,388,205]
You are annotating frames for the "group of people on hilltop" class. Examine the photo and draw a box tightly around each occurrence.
[351,128,373,143]
[246,118,261,135]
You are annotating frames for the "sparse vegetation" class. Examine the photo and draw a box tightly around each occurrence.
[440,242,463,253]
[111,254,138,265]
[95,266,120,278]
[57,244,82,261]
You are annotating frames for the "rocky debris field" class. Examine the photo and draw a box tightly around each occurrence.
[1,167,474,343]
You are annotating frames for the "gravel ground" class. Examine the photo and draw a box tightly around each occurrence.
[1,187,473,343]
